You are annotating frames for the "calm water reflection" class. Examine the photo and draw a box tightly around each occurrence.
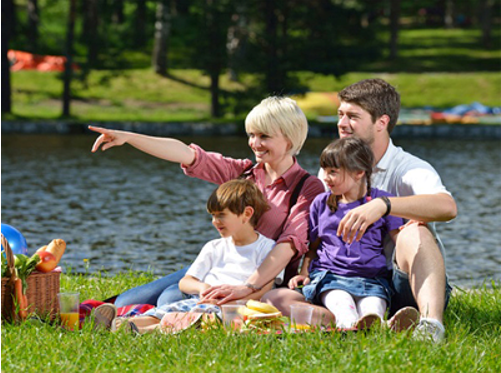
[2,134,500,288]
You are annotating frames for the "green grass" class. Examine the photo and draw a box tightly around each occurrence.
[365,28,501,73]
[7,70,500,121]
[4,28,501,122]
[2,271,500,372]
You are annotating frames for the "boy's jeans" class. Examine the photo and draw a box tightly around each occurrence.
[115,267,190,307]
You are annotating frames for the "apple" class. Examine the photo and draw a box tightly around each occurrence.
[35,251,58,273]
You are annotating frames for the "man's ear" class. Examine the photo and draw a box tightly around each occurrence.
[376,114,390,133]
[243,206,255,223]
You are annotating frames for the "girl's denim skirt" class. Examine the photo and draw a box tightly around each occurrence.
[302,269,393,306]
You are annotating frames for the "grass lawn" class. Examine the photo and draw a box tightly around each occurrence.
[2,271,500,372]
[7,69,501,122]
[5,28,500,123]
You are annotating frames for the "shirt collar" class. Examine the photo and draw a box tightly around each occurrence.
[375,139,397,172]
[252,157,301,188]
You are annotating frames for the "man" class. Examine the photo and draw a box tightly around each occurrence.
[263,79,457,342]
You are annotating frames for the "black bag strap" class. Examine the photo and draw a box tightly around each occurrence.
[288,173,311,211]
[240,164,310,212]
[238,163,257,180]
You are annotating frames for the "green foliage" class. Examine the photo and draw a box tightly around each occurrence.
[1,272,500,373]
[6,0,501,119]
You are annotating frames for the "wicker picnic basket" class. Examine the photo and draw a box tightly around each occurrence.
[1,234,61,322]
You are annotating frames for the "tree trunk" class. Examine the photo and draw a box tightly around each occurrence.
[210,70,220,118]
[27,0,39,52]
[444,0,454,29]
[2,0,13,113]
[152,0,170,76]
[134,0,147,47]
[226,3,248,82]
[480,0,494,48]
[83,0,99,67]
[389,0,400,60]
[264,0,280,94]
[62,0,77,117]
[112,0,125,24]
[206,0,222,118]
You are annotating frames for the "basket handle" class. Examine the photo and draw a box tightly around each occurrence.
[1,233,18,283]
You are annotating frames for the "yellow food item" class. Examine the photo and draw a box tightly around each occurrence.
[36,245,47,254]
[246,311,282,320]
[238,307,261,317]
[246,300,280,314]
[45,239,66,263]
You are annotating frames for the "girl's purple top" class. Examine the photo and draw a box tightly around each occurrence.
[309,188,404,278]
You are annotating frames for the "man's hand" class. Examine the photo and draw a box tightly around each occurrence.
[337,198,387,243]
[399,219,427,231]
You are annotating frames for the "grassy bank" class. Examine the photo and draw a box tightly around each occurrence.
[7,70,501,122]
[2,271,500,372]
[5,27,500,123]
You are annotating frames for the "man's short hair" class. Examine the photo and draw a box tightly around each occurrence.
[338,78,401,133]
[207,179,270,227]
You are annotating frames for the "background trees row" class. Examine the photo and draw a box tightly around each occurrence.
[2,0,499,117]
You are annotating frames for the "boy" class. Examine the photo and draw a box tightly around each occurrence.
[97,179,275,333]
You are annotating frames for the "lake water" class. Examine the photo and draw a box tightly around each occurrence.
[2,134,500,288]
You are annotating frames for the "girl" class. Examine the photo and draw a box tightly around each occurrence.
[89,96,324,307]
[285,137,418,329]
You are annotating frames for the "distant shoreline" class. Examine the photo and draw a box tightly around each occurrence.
[2,120,501,140]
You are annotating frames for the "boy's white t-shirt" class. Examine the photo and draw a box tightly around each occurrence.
[186,233,276,286]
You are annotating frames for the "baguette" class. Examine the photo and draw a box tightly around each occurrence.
[45,239,66,263]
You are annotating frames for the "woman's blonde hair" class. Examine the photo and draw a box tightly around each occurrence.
[245,96,308,156]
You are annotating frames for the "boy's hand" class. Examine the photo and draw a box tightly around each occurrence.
[288,275,310,290]
[196,298,219,305]
[200,284,253,305]
[198,283,211,297]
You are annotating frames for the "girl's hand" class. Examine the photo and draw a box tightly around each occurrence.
[89,125,129,152]
[288,275,310,289]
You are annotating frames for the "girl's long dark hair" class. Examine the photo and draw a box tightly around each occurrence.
[320,137,374,212]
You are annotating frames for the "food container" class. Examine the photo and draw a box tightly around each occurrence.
[1,235,61,322]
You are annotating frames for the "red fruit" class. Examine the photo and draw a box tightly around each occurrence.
[36,251,58,273]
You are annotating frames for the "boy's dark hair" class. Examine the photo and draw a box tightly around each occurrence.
[338,78,401,134]
[320,137,374,212]
[206,179,270,227]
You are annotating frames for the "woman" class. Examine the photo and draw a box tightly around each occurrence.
[90,96,324,307]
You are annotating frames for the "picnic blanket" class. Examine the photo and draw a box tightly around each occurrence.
[79,300,155,328]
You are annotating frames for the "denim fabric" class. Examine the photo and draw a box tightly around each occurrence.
[114,266,190,307]
[302,269,392,306]
[389,265,452,317]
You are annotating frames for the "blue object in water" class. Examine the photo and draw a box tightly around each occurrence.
[1,223,29,255]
